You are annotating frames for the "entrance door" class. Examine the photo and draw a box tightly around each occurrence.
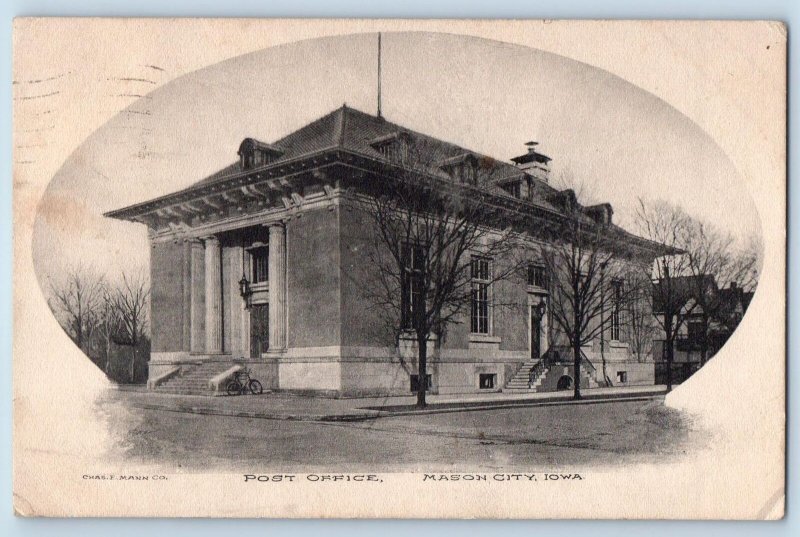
[250,304,269,358]
[531,306,542,360]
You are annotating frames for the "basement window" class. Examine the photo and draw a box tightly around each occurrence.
[616,371,628,383]
[479,374,496,390]
[410,374,432,393]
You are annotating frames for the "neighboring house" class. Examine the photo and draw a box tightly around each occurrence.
[106,105,667,396]
[652,275,753,383]
[716,281,755,332]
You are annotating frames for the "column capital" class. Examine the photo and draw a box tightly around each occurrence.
[262,220,287,229]
[201,234,220,243]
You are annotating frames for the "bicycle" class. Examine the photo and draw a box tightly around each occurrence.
[226,368,264,396]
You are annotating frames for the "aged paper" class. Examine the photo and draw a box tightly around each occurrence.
[13,19,785,518]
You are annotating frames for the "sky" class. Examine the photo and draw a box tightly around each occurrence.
[31,31,760,288]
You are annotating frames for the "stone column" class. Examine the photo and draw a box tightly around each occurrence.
[182,240,192,351]
[228,244,249,358]
[204,236,223,354]
[189,239,205,353]
[240,246,251,358]
[268,223,287,352]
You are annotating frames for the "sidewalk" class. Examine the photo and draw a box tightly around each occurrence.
[108,385,668,422]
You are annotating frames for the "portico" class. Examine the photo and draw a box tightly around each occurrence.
[174,223,290,360]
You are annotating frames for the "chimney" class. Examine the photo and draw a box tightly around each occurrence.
[511,141,552,184]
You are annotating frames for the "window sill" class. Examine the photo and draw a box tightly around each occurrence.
[468,334,501,344]
[609,340,629,349]
[526,285,548,294]
[399,331,438,342]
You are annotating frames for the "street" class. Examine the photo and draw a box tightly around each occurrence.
[98,393,697,472]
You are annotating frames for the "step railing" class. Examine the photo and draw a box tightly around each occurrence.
[527,359,546,387]
[543,346,601,386]
[579,350,598,377]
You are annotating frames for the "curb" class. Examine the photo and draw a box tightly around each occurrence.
[360,394,665,419]
[126,391,664,423]
[127,403,382,422]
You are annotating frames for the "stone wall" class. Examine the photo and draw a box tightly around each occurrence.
[286,207,342,349]
[150,240,187,353]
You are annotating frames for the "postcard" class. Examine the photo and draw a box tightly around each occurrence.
[12,18,786,518]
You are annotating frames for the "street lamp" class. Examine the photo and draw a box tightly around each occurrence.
[239,273,252,309]
[239,236,252,309]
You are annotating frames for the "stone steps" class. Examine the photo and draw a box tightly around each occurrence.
[503,360,548,392]
[154,362,236,396]
[504,358,600,393]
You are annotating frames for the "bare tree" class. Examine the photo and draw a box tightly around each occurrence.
[683,220,733,365]
[625,280,658,362]
[356,141,525,407]
[47,264,105,354]
[113,270,150,383]
[95,285,123,374]
[634,199,693,391]
[541,196,645,400]
[724,232,762,294]
[684,221,761,364]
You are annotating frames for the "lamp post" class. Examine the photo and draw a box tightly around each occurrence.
[239,239,252,309]
[239,273,252,309]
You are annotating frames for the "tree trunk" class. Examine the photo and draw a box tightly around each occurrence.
[601,348,608,387]
[665,314,674,392]
[130,346,136,383]
[573,338,582,400]
[699,315,709,366]
[417,333,428,408]
[105,342,111,375]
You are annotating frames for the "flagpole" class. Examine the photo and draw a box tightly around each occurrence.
[377,32,382,119]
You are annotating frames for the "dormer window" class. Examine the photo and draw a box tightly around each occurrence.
[377,142,401,161]
[549,189,578,213]
[238,138,285,170]
[501,180,522,199]
[439,153,479,185]
[371,132,409,163]
[585,203,614,225]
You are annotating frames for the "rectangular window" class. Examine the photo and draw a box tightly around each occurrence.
[611,280,623,341]
[527,264,547,287]
[250,246,269,284]
[410,374,432,393]
[616,371,628,383]
[377,141,405,162]
[460,163,477,185]
[503,181,521,198]
[471,256,491,334]
[687,318,704,341]
[479,373,496,390]
[401,243,425,329]
[379,143,395,161]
